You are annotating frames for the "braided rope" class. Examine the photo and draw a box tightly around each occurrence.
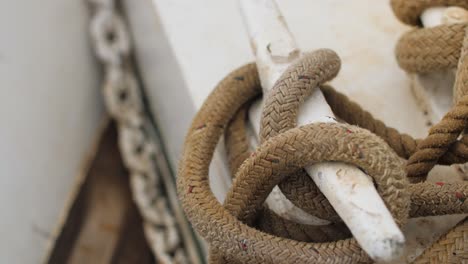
[393,0,468,181]
[258,50,342,222]
[179,63,369,263]
[177,1,468,263]
[414,217,468,263]
[391,0,468,26]
[227,84,468,217]
[392,0,468,262]
[178,56,468,263]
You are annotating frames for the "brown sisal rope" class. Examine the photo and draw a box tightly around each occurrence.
[392,0,468,262]
[222,51,468,251]
[414,217,468,263]
[178,60,468,263]
[178,1,468,263]
[179,62,371,263]
[393,0,468,182]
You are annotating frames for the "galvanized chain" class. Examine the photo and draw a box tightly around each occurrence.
[87,0,188,263]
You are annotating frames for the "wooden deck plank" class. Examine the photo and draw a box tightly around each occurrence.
[47,122,154,264]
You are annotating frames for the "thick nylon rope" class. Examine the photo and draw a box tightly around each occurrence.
[178,63,371,263]
[179,58,468,263]
[211,50,410,263]
[392,0,468,262]
[414,218,468,263]
[224,103,352,245]
[221,51,468,249]
[178,1,468,262]
[390,0,468,26]
[226,84,468,220]
[219,50,467,264]
[225,107,352,245]
[393,0,468,182]
[258,50,343,222]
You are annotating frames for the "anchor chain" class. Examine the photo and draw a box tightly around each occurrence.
[86,1,190,263]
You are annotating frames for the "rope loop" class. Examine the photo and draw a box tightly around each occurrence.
[392,0,468,181]
[179,61,372,263]
[179,3,468,262]
[178,49,468,263]
[390,0,468,26]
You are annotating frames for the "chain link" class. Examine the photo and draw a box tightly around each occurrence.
[87,1,189,263]
[90,9,130,66]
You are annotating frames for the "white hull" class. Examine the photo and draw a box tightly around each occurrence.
[0,1,102,262]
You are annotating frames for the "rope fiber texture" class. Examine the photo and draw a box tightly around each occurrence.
[392,0,468,262]
[178,1,468,263]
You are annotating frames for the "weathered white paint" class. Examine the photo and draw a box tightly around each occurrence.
[240,0,404,261]
[443,6,468,24]
[0,1,103,263]
[420,7,448,27]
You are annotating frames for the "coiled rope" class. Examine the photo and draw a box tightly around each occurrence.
[178,1,468,263]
